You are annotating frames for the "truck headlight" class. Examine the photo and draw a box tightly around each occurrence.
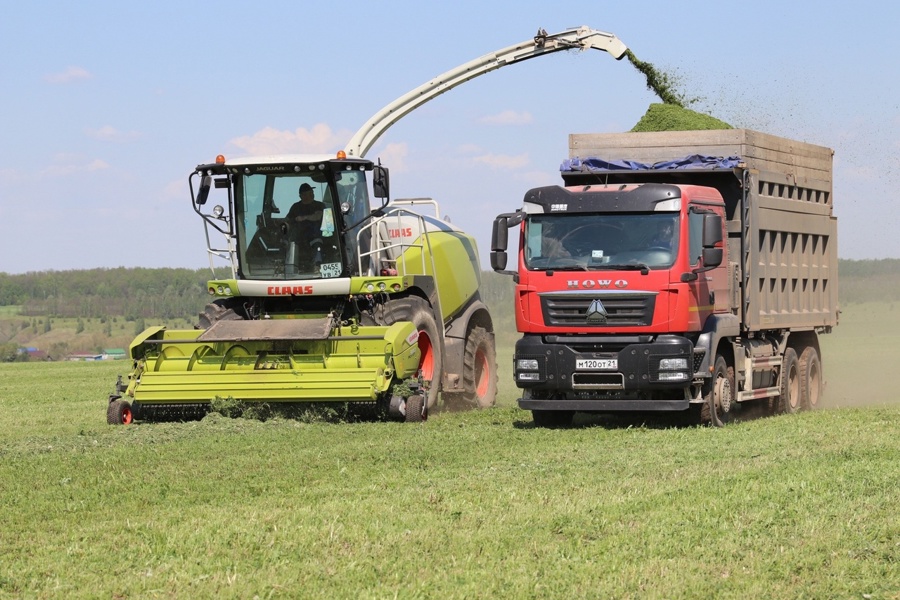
[516,359,540,370]
[517,372,541,381]
[658,357,688,370]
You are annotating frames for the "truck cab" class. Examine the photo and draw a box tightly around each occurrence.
[493,183,726,420]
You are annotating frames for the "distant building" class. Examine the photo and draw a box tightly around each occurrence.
[19,347,50,361]
[68,353,103,361]
[103,349,127,360]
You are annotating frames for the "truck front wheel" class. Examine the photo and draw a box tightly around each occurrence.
[700,355,734,426]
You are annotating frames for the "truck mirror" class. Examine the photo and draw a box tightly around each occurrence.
[702,213,723,246]
[196,175,212,206]
[372,166,390,199]
[490,251,508,271]
[491,217,509,251]
[702,247,723,268]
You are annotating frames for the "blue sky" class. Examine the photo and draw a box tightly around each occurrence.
[1,1,897,274]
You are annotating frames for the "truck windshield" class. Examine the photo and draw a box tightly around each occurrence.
[524,213,679,271]
[235,173,345,280]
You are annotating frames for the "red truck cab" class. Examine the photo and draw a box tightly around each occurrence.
[492,182,727,424]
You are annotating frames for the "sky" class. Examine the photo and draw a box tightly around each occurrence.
[1,1,898,275]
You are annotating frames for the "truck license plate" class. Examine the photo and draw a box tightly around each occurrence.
[575,358,617,371]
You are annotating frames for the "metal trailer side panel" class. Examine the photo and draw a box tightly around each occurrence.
[567,129,838,332]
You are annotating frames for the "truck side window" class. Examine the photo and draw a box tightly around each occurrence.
[688,211,704,266]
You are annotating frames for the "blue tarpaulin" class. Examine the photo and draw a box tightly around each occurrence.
[561,154,742,173]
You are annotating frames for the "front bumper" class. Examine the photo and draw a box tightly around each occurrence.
[513,334,693,411]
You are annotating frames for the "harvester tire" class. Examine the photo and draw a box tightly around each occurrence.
[380,297,443,411]
[778,347,802,414]
[107,399,133,425]
[799,346,823,410]
[405,394,427,423]
[197,299,243,330]
[460,326,498,408]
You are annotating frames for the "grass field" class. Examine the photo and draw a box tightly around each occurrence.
[0,304,898,598]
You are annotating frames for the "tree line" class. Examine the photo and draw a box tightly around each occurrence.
[0,258,896,323]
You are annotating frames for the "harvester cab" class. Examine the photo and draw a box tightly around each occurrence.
[191,153,388,282]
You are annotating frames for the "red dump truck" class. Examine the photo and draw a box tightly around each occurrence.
[491,129,838,426]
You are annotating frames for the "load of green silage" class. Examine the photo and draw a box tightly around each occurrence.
[624,49,732,132]
[630,103,732,132]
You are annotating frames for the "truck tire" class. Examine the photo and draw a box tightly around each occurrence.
[778,347,802,414]
[697,355,734,426]
[380,297,443,411]
[460,326,498,408]
[197,298,243,330]
[532,410,574,428]
[799,346,823,410]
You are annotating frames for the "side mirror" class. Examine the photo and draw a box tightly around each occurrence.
[372,166,390,199]
[491,217,509,251]
[196,175,212,206]
[702,213,723,246]
[702,247,723,268]
[701,213,723,268]
[490,211,524,274]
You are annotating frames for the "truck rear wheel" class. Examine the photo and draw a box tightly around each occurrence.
[381,297,443,411]
[799,346,823,410]
[778,347,802,414]
[461,326,498,408]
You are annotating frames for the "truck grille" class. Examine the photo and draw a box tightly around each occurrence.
[540,292,656,327]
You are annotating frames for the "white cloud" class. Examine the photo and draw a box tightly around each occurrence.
[477,110,534,126]
[85,125,141,143]
[472,153,529,170]
[227,123,352,155]
[39,155,109,176]
[371,142,409,173]
[44,66,92,84]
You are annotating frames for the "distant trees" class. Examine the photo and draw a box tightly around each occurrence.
[0,267,228,321]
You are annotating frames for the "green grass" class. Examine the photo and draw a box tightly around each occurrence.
[0,306,898,599]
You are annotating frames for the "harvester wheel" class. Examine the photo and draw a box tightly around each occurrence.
[107,399,133,425]
[778,347,801,414]
[405,394,427,423]
[197,298,243,330]
[460,326,498,408]
[381,297,443,411]
[799,346,823,410]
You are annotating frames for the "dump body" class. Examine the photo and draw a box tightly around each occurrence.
[494,129,837,425]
